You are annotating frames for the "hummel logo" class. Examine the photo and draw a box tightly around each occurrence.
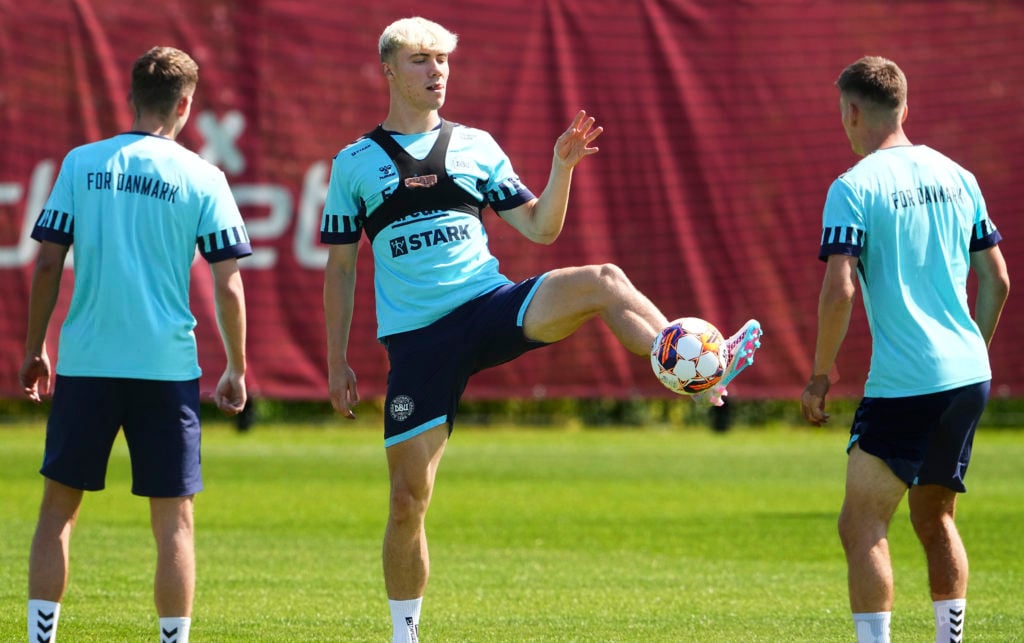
[948,607,964,641]
[161,626,179,643]
[35,609,55,642]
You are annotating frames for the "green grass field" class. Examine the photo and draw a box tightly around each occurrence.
[1,419,1022,641]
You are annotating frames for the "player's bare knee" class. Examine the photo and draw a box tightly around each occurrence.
[388,484,431,525]
[909,509,954,543]
[590,263,631,296]
[837,509,867,552]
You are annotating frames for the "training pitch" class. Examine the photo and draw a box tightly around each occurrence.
[1,420,1022,641]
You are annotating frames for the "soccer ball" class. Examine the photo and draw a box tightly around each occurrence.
[651,317,726,395]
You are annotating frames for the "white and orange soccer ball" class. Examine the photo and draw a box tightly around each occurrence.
[651,317,726,395]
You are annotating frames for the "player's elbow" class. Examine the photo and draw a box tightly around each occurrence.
[819,281,855,313]
[531,228,561,245]
[526,217,564,245]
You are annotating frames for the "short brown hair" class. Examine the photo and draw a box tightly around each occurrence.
[130,47,199,116]
[836,56,907,110]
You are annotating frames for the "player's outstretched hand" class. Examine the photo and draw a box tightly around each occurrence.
[329,363,359,420]
[19,353,51,403]
[801,374,831,426]
[554,110,603,169]
[214,368,247,415]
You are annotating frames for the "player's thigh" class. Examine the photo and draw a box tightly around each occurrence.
[386,424,449,503]
[41,376,125,492]
[122,379,202,498]
[915,381,988,492]
[841,444,908,526]
[522,264,621,342]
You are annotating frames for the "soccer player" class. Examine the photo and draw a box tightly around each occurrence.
[801,56,1009,643]
[321,17,762,642]
[18,46,250,643]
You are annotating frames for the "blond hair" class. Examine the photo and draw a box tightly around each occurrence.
[379,17,458,63]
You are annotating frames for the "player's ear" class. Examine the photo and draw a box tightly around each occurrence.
[382,63,394,79]
[900,103,909,124]
[176,93,193,117]
[844,100,860,126]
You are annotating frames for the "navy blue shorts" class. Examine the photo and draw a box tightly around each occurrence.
[381,276,550,446]
[848,381,990,493]
[41,376,203,497]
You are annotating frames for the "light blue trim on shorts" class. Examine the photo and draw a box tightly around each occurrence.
[384,414,448,448]
[846,434,860,453]
[516,272,549,327]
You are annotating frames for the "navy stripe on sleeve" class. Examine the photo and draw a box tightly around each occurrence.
[818,225,864,261]
[30,208,74,245]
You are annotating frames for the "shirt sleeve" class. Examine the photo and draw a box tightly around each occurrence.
[320,154,364,245]
[967,176,1002,252]
[818,177,866,262]
[31,155,75,246]
[477,134,535,212]
[196,170,252,262]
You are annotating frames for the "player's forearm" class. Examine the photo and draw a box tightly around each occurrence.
[812,287,854,377]
[525,164,574,244]
[323,270,356,370]
[24,254,64,356]
[975,274,1009,347]
[214,268,247,374]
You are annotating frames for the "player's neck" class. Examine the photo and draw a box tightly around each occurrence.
[864,129,912,155]
[131,114,180,139]
[381,108,441,135]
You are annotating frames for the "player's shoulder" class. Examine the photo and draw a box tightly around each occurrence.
[333,130,384,164]
[62,134,124,164]
[447,120,497,145]
[153,137,229,185]
[916,145,978,181]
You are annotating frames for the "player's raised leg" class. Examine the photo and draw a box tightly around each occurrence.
[522,264,668,355]
[523,264,762,403]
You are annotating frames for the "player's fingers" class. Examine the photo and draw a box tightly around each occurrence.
[215,393,244,415]
[329,392,355,419]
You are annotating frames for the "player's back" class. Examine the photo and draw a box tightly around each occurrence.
[38,132,242,380]
[839,145,993,396]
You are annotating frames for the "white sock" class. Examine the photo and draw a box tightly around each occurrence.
[389,598,422,643]
[159,616,191,643]
[852,611,891,643]
[28,599,60,643]
[934,598,966,643]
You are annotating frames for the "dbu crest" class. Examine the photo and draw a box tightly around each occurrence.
[389,395,415,421]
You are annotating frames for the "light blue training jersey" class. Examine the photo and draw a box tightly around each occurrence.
[321,121,535,337]
[819,145,1001,397]
[32,132,251,380]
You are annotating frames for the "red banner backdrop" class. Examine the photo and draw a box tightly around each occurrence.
[1,1,1021,401]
